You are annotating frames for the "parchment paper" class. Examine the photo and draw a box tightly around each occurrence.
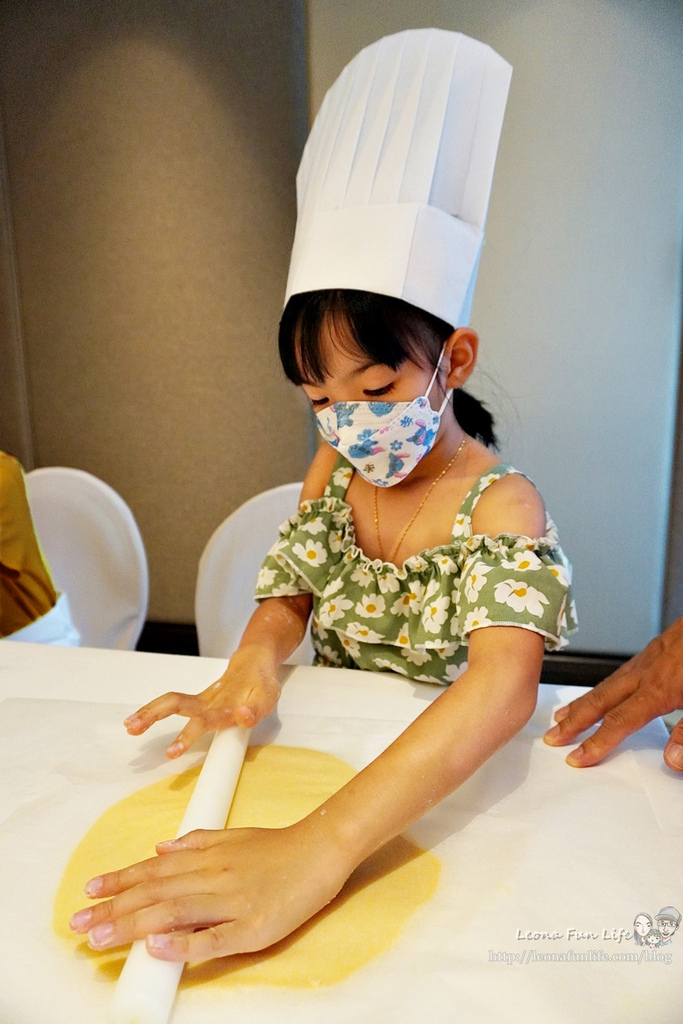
[1,676,681,1024]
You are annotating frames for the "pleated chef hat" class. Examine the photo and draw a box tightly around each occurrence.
[285,29,512,327]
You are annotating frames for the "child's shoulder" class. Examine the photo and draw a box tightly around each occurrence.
[470,466,546,539]
[300,443,339,503]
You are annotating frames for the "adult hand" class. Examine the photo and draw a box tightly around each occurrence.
[123,644,281,758]
[69,817,350,962]
[543,617,683,771]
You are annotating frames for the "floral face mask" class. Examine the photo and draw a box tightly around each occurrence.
[315,348,451,487]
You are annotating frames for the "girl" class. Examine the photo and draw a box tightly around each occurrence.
[69,29,575,964]
[69,288,575,962]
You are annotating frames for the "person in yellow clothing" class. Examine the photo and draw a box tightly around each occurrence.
[0,451,79,644]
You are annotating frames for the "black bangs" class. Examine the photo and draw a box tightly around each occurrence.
[278,290,453,386]
[278,288,498,448]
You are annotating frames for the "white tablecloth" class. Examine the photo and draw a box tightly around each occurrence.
[0,642,681,1024]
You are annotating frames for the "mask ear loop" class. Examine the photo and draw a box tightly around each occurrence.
[426,345,454,415]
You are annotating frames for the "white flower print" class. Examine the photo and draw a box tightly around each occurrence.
[292,540,328,567]
[311,617,328,641]
[548,563,570,588]
[374,657,409,676]
[339,634,361,660]
[478,473,501,492]
[256,566,278,589]
[409,556,429,571]
[318,595,354,624]
[268,582,299,597]
[350,564,374,588]
[494,580,549,618]
[329,528,344,553]
[414,672,442,684]
[324,577,345,596]
[395,625,411,648]
[422,593,450,634]
[443,661,468,683]
[463,607,494,633]
[377,571,400,594]
[318,645,342,666]
[436,554,457,575]
[390,580,426,617]
[402,647,433,666]
[464,563,494,603]
[501,550,542,572]
[332,466,353,487]
[345,622,383,643]
[432,642,458,659]
[355,593,386,618]
[390,591,413,617]
[451,513,469,538]
[300,515,327,535]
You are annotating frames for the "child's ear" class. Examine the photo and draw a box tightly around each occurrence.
[444,328,478,388]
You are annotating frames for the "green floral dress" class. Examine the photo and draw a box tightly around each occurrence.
[255,456,577,685]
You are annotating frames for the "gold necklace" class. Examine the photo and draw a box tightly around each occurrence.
[373,435,468,564]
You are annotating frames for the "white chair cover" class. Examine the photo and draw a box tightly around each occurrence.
[195,482,313,663]
[3,592,80,646]
[24,467,149,650]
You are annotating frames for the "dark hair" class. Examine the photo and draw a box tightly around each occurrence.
[278,289,498,448]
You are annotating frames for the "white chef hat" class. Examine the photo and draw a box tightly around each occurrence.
[285,29,511,327]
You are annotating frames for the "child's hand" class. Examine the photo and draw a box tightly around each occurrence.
[69,818,350,962]
[123,645,281,757]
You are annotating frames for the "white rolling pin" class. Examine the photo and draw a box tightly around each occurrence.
[109,725,252,1024]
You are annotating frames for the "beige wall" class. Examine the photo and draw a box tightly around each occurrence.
[307,0,683,653]
[0,0,313,623]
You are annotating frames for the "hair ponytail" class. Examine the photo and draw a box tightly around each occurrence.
[452,389,497,449]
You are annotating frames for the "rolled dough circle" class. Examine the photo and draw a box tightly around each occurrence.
[54,744,440,989]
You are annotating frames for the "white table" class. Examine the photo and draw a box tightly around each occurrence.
[1,642,681,1024]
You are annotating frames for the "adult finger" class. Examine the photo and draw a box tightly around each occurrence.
[563,689,660,767]
[664,718,683,772]
[543,667,638,746]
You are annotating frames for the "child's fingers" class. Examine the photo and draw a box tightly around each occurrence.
[146,920,247,962]
[88,894,231,951]
[156,828,232,853]
[231,680,281,728]
[124,692,203,734]
[165,715,218,757]
[79,847,202,903]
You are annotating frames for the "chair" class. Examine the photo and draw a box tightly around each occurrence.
[24,467,149,650]
[195,481,313,663]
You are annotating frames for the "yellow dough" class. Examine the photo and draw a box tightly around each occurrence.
[54,744,440,989]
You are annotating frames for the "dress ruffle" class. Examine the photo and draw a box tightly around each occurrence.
[255,466,577,684]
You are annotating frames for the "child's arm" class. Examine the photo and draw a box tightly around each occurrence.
[70,474,548,963]
[124,443,337,757]
[71,625,542,960]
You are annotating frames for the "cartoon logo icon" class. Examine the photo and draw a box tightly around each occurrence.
[655,907,681,946]
[633,907,680,947]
